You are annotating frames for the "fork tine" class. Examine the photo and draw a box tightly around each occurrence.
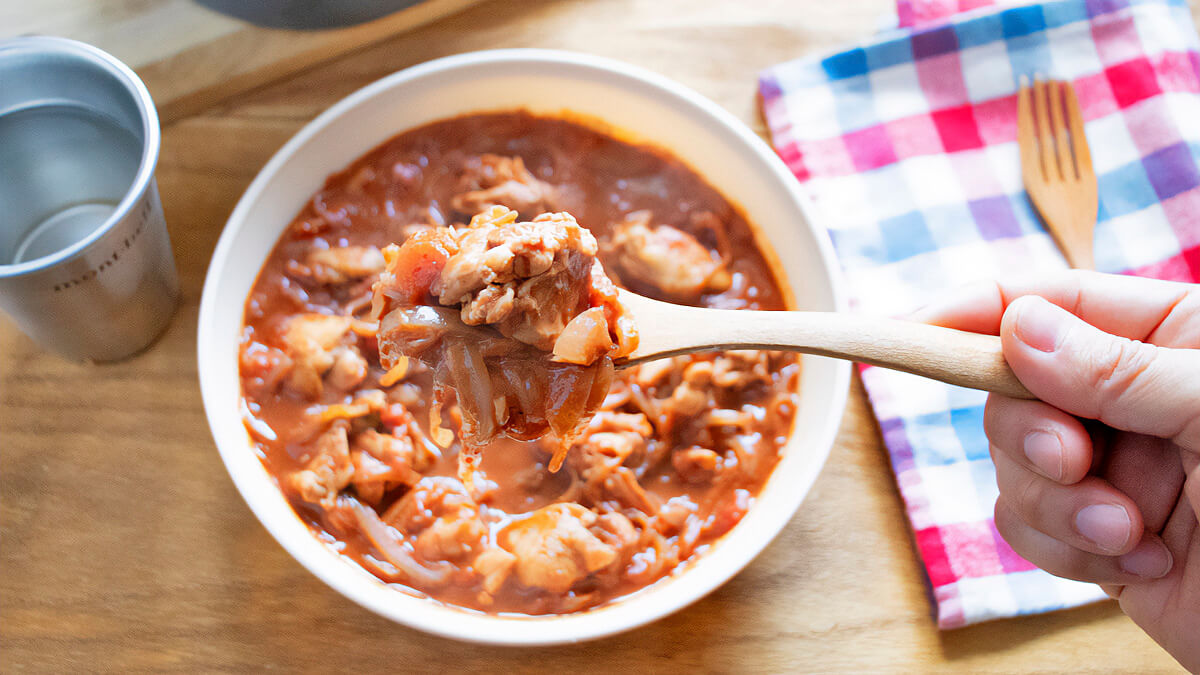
[1047,80,1074,180]
[1062,82,1093,179]
[1017,78,1042,182]
[1033,77,1060,181]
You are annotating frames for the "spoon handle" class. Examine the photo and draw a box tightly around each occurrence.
[625,303,1034,400]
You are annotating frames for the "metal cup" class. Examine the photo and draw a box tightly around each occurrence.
[0,37,179,362]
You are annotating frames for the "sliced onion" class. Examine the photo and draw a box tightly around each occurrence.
[349,317,378,337]
[496,359,546,426]
[542,357,614,472]
[240,398,277,442]
[444,337,497,444]
[317,401,373,423]
[544,363,595,441]
[378,306,454,362]
[347,498,451,587]
[379,356,409,386]
[428,389,455,449]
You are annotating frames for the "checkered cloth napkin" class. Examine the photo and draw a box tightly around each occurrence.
[897,0,1006,28]
[758,0,1200,628]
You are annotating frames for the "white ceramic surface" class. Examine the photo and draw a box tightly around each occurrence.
[198,49,851,646]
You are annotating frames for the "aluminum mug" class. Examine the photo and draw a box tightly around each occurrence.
[0,37,179,362]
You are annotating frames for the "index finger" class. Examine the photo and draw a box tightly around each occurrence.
[911,270,1199,345]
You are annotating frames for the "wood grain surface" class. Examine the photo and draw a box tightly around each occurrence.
[0,0,486,123]
[2,1,1195,672]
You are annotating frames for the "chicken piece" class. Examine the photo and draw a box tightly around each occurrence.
[459,283,514,325]
[291,423,353,509]
[240,340,294,395]
[315,389,387,425]
[283,314,351,367]
[473,547,518,595]
[293,245,386,285]
[560,413,660,513]
[327,347,368,391]
[712,350,773,389]
[610,211,731,301]
[632,357,685,389]
[373,207,639,480]
[280,314,366,398]
[450,154,557,217]
[380,476,488,562]
[401,222,436,240]
[435,209,606,352]
[604,467,659,515]
[383,476,476,532]
[672,446,721,483]
[668,360,715,418]
[378,207,622,353]
[349,428,424,506]
[498,503,618,593]
[655,496,699,534]
[566,412,653,482]
[707,408,757,430]
[416,513,487,562]
[593,511,639,552]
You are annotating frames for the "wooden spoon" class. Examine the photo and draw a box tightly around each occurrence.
[615,289,1034,399]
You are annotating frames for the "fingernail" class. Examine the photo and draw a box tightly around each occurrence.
[1119,538,1173,578]
[1013,297,1062,352]
[1023,430,1064,480]
[1074,504,1131,553]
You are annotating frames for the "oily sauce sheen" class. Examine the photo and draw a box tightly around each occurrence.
[239,112,800,615]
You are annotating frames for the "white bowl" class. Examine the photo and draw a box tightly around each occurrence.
[198,49,850,645]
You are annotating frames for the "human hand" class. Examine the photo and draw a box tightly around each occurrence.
[915,270,1199,672]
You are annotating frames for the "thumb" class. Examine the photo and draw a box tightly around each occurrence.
[1001,295,1200,451]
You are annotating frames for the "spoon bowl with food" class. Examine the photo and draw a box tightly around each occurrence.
[372,206,1032,498]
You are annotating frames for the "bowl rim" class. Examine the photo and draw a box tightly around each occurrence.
[198,48,850,645]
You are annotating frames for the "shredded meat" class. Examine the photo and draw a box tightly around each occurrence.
[450,154,557,216]
[473,547,518,597]
[289,245,386,285]
[594,512,639,552]
[371,206,638,482]
[670,361,715,417]
[349,428,425,505]
[498,503,618,594]
[609,211,732,302]
[672,446,722,483]
[280,314,367,398]
[291,423,354,509]
[376,476,488,562]
[433,208,611,351]
[559,412,660,512]
[416,512,487,562]
[712,350,773,389]
[384,476,475,531]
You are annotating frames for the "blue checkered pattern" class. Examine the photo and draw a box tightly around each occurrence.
[760,0,1200,627]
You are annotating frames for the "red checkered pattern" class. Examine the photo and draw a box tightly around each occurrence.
[760,0,1200,627]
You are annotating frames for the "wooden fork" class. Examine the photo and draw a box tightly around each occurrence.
[1017,76,1099,269]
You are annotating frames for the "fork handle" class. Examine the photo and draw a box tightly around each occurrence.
[1055,230,1095,270]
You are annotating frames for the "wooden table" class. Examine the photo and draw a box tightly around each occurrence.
[1,1,1193,672]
